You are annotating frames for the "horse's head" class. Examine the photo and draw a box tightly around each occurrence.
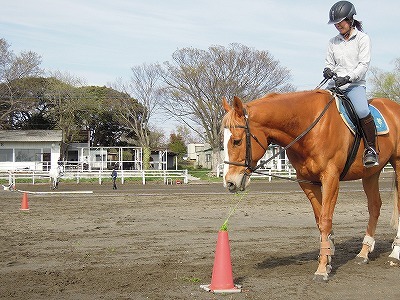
[222,96,268,193]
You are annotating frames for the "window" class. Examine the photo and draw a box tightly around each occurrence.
[15,149,40,162]
[206,154,211,163]
[95,154,106,161]
[0,149,13,162]
[43,149,51,162]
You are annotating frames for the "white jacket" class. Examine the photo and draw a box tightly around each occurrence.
[325,28,371,89]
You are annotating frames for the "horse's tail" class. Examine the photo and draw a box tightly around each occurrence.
[390,186,399,230]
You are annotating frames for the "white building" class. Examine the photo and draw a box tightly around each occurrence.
[0,130,62,171]
[187,142,292,171]
[186,143,215,169]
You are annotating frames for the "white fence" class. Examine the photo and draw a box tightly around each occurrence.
[1,165,395,187]
[218,163,395,182]
[0,169,188,186]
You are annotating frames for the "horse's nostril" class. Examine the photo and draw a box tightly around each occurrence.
[226,181,237,192]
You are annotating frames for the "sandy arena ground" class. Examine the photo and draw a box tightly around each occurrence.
[1,177,400,299]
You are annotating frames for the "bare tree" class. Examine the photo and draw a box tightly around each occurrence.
[160,43,294,171]
[175,124,202,145]
[369,58,400,102]
[0,38,43,128]
[112,64,163,169]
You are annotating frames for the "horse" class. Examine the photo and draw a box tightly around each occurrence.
[222,90,400,281]
[49,165,63,190]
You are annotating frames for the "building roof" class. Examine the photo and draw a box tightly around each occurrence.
[0,130,62,142]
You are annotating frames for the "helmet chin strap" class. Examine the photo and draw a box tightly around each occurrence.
[341,19,354,39]
[342,30,351,39]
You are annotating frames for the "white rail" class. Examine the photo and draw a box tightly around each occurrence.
[0,169,189,186]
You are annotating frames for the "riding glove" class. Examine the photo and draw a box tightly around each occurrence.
[323,68,334,79]
[335,76,351,87]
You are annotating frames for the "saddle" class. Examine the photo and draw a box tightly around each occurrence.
[329,88,389,179]
[334,93,389,135]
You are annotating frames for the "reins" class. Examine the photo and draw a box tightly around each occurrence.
[251,93,335,185]
[315,78,329,90]
[224,88,335,186]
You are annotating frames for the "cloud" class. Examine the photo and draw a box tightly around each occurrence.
[1,0,399,91]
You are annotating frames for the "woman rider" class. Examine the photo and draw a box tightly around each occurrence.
[323,1,378,167]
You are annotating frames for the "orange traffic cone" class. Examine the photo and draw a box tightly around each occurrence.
[20,192,29,211]
[200,230,241,293]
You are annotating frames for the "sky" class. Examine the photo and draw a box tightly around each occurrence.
[2,0,399,131]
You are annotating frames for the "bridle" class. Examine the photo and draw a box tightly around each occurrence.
[223,108,267,173]
[223,108,268,189]
[224,94,335,187]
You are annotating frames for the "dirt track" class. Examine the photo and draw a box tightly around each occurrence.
[1,178,400,299]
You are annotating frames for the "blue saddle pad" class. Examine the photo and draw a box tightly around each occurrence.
[336,98,389,135]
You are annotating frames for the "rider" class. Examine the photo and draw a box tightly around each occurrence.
[323,1,378,168]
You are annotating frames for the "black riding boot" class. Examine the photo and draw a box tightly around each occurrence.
[359,113,379,167]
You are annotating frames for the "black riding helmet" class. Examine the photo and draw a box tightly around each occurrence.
[328,1,356,24]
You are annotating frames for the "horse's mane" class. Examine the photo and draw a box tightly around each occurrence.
[262,92,280,98]
[221,90,331,131]
[221,108,241,130]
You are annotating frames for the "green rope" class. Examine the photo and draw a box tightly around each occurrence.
[220,191,248,231]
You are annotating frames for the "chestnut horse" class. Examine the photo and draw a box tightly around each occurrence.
[222,90,400,281]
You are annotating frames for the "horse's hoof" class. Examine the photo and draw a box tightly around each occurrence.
[313,273,329,282]
[326,264,332,274]
[355,255,369,265]
[387,256,399,266]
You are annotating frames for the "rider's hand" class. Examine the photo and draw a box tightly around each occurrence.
[323,68,334,79]
[334,76,351,87]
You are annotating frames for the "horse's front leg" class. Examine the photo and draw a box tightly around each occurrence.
[356,173,382,264]
[299,178,337,281]
[313,176,339,281]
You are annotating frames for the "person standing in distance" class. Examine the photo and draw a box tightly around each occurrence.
[111,165,118,190]
[323,1,378,167]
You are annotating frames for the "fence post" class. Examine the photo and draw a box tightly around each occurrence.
[99,170,102,185]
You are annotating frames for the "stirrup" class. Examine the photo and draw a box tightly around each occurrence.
[363,147,379,168]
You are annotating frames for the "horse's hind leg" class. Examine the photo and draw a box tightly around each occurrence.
[357,172,382,264]
[389,215,400,261]
[388,160,400,262]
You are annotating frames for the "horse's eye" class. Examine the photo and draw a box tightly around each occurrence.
[232,139,242,146]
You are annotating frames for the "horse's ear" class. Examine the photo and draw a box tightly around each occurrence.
[222,97,231,112]
[233,96,245,117]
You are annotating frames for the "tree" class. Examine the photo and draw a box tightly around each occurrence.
[45,74,139,158]
[113,63,163,169]
[45,72,92,158]
[79,85,131,146]
[168,133,186,155]
[3,77,55,130]
[175,124,202,144]
[168,133,187,169]
[369,58,400,102]
[160,43,294,171]
[0,38,43,128]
